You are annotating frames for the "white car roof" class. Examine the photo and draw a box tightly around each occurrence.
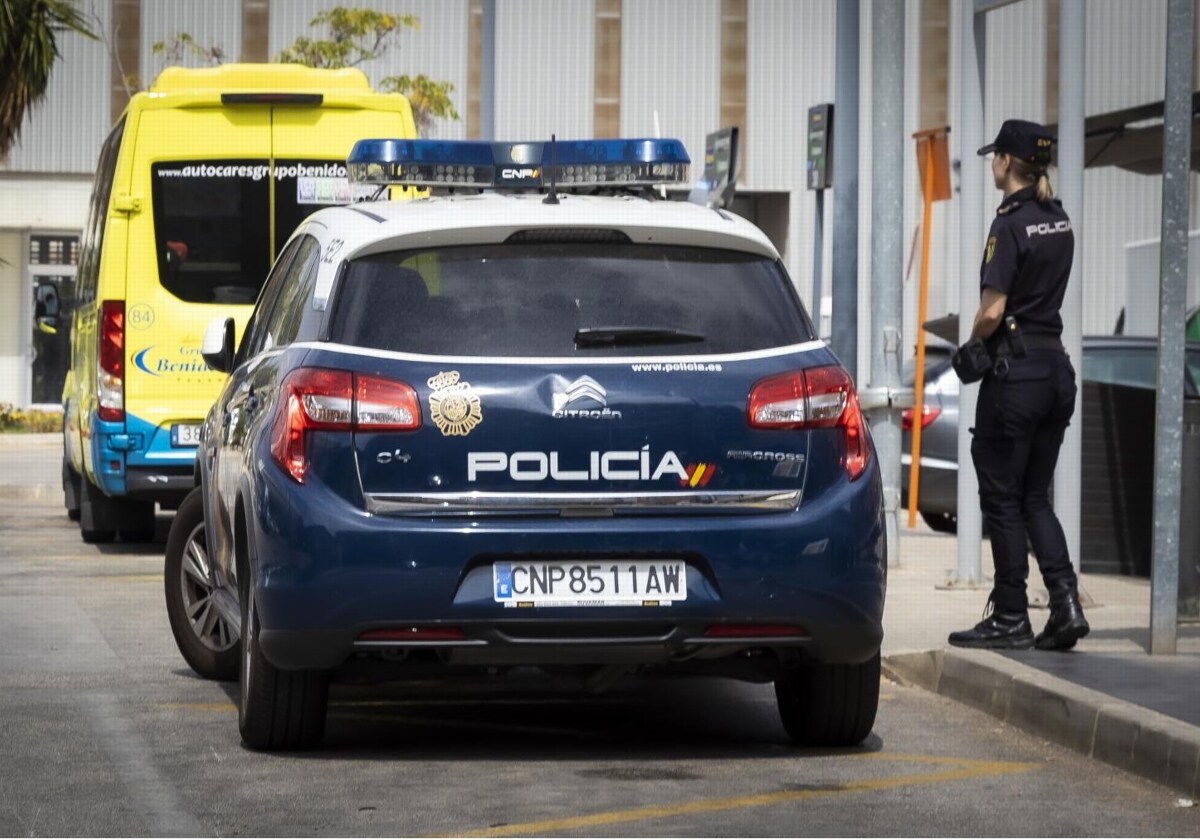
[301,192,780,306]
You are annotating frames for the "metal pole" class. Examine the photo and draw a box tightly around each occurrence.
[480,0,496,141]
[813,190,825,336]
[1056,0,1084,577]
[954,0,985,587]
[831,0,860,381]
[1151,0,1193,656]
[869,0,905,567]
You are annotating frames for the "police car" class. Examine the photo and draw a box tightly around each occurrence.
[163,138,887,751]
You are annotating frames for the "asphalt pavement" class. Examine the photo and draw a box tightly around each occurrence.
[1,434,1198,835]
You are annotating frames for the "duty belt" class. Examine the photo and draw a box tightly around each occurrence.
[987,332,1064,359]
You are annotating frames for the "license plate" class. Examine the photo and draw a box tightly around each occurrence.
[493,560,687,607]
[170,423,202,447]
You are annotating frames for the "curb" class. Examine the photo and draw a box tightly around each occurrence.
[883,648,1200,797]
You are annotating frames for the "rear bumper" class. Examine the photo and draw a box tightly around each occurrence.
[249,463,887,673]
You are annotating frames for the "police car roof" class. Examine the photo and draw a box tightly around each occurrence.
[311,192,781,261]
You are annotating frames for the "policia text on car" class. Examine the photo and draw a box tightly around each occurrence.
[949,119,1090,651]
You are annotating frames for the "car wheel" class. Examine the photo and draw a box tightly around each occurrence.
[63,461,81,521]
[921,511,958,534]
[238,585,328,751]
[164,489,238,680]
[775,651,880,747]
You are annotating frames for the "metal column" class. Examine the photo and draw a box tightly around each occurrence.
[868,0,906,567]
[813,190,825,336]
[954,0,985,586]
[1055,0,1084,577]
[1150,0,1194,656]
[480,0,496,141]
[831,0,860,382]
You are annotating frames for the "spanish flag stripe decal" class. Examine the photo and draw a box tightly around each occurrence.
[689,463,707,488]
[701,464,716,486]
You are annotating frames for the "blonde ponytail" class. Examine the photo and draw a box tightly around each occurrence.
[1035,172,1053,202]
[1011,156,1054,202]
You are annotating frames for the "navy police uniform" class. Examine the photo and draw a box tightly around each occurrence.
[950,119,1089,651]
[974,183,1077,614]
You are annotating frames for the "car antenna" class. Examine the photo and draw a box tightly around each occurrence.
[543,134,560,205]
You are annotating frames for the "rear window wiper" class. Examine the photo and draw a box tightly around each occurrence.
[574,326,705,348]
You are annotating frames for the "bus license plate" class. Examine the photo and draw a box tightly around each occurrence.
[171,423,202,447]
[493,560,687,607]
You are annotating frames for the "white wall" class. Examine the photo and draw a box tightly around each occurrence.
[622,0,721,180]
[269,0,471,139]
[141,0,242,86]
[4,0,111,174]
[496,0,594,140]
[0,232,26,405]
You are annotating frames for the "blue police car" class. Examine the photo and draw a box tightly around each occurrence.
[163,138,887,750]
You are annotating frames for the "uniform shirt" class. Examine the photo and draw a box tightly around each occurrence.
[979,184,1074,338]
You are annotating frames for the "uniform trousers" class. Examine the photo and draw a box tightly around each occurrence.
[970,349,1078,613]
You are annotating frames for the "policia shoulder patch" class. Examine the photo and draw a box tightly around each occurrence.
[985,236,997,264]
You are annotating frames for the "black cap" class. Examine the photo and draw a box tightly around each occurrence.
[977,119,1055,167]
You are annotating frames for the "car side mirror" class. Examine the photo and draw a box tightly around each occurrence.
[202,317,236,374]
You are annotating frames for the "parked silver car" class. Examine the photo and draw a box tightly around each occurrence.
[901,333,1200,533]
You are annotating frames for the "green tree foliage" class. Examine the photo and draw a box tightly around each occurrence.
[152,32,224,67]
[380,74,459,138]
[0,0,96,158]
[275,7,457,136]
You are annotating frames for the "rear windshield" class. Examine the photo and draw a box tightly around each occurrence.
[151,159,361,304]
[329,243,814,357]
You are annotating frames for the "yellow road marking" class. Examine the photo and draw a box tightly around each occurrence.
[449,754,1039,838]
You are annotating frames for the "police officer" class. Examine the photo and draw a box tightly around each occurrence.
[949,119,1090,650]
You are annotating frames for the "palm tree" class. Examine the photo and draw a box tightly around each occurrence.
[0,0,95,159]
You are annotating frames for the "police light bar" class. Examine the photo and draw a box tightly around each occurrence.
[346,138,690,190]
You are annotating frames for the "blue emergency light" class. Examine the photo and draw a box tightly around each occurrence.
[346,138,690,190]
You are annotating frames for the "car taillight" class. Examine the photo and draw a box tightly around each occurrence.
[97,300,124,422]
[901,406,941,431]
[748,365,872,480]
[271,367,421,483]
[356,374,421,431]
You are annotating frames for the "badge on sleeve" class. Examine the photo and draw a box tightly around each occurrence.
[985,236,997,264]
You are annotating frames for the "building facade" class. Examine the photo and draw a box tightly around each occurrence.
[1,0,1197,406]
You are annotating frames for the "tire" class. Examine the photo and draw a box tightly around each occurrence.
[63,461,81,522]
[164,488,238,680]
[921,511,958,534]
[238,586,328,751]
[775,651,880,747]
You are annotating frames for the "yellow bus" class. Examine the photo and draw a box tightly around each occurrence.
[60,64,417,542]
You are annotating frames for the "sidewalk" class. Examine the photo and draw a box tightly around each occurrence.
[886,527,1200,798]
[2,434,1197,796]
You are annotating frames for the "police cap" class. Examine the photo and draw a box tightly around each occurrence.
[977,119,1055,167]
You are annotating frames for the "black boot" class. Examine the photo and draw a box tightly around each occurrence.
[949,599,1034,649]
[1035,583,1090,651]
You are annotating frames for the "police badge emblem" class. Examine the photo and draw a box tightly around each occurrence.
[427,371,483,436]
[985,236,997,264]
